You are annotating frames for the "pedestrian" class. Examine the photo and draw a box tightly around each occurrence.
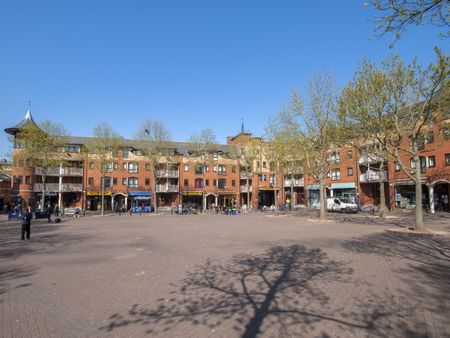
[46,204,53,223]
[141,202,145,215]
[54,205,60,217]
[21,207,32,240]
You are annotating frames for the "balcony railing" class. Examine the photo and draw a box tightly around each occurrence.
[284,178,305,187]
[34,183,83,192]
[240,185,253,193]
[360,171,387,183]
[358,154,384,165]
[155,184,179,193]
[35,167,83,176]
[155,169,179,178]
[240,173,252,180]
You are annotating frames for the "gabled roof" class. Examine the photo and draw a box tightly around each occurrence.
[4,109,38,135]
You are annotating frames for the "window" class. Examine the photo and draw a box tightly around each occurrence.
[123,148,129,158]
[213,179,217,186]
[218,165,226,175]
[145,178,150,185]
[347,167,353,176]
[25,176,31,184]
[195,164,203,174]
[443,128,450,140]
[128,177,138,188]
[184,164,189,172]
[204,153,209,160]
[17,176,22,184]
[331,169,341,181]
[101,177,111,188]
[205,179,209,186]
[213,164,218,172]
[263,161,267,169]
[232,180,235,186]
[420,157,427,173]
[395,162,402,171]
[445,154,450,166]
[428,156,436,168]
[113,162,118,170]
[112,150,118,158]
[88,177,94,185]
[410,158,416,169]
[113,178,117,185]
[128,162,139,174]
[218,178,226,189]
[260,174,266,181]
[330,152,340,163]
[89,162,95,169]
[103,163,113,172]
[145,163,151,171]
[122,178,127,185]
[270,162,276,171]
[269,175,275,184]
[123,163,128,170]
[65,145,80,153]
[184,179,189,187]
[213,153,218,160]
[256,161,260,168]
[346,150,353,159]
[232,166,236,173]
[205,165,209,172]
[195,178,203,188]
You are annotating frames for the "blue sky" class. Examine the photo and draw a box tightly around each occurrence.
[0,0,447,157]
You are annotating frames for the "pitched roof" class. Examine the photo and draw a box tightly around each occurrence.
[4,110,38,135]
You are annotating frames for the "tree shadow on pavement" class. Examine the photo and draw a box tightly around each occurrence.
[100,244,394,337]
[0,265,36,296]
[343,232,450,336]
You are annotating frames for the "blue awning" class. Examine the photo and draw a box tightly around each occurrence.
[331,182,356,189]
[128,191,152,197]
[307,185,320,190]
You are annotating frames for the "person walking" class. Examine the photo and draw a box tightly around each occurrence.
[46,204,53,223]
[21,207,33,240]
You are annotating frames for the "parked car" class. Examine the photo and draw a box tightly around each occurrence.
[327,198,358,213]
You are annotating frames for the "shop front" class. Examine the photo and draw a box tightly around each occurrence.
[394,180,429,209]
[307,185,320,208]
[258,188,277,208]
[128,191,152,213]
[86,191,112,211]
[331,182,356,203]
[182,192,203,210]
[218,193,237,208]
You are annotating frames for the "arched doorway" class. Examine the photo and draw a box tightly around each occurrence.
[113,193,126,211]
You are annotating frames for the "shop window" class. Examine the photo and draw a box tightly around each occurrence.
[25,176,31,184]
[145,178,150,186]
[184,164,189,172]
[232,180,235,186]
[89,162,95,169]
[184,179,189,187]
[113,178,117,185]
[428,156,435,168]
[445,154,450,166]
[218,179,226,189]
[122,178,127,185]
[128,177,138,188]
[128,162,139,174]
[195,178,203,188]
[331,169,341,181]
[346,150,353,159]
[347,167,353,176]
[145,163,151,171]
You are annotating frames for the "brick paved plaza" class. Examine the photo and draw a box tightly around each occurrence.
[1,212,449,337]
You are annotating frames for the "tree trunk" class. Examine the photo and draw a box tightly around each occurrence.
[101,174,105,216]
[414,155,424,231]
[319,175,326,220]
[246,176,250,210]
[153,180,158,214]
[290,174,294,211]
[378,162,386,219]
[42,173,46,209]
[273,174,278,210]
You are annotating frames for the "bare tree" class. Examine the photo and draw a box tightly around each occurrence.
[14,120,69,208]
[187,129,218,211]
[369,0,449,45]
[135,118,171,214]
[86,123,123,216]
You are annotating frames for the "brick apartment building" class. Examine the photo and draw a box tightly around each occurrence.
[4,109,450,213]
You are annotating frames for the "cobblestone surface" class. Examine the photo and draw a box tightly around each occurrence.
[1,212,449,337]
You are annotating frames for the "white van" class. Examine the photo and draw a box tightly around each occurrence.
[327,198,358,213]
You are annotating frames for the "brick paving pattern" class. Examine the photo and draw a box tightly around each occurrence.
[1,212,449,337]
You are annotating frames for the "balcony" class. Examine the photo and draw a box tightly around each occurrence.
[240,173,252,180]
[284,178,305,187]
[156,184,179,193]
[35,167,83,176]
[34,183,83,192]
[155,169,179,178]
[360,171,387,183]
[358,154,384,165]
[240,185,253,193]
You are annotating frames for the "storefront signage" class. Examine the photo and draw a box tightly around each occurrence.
[182,192,203,196]
[128,191,151,197]
[86,191,113,196]
[259,187,274,191]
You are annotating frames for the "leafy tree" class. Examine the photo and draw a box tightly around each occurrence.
[339,60,392,218]
[369,0,449,44]
[187,129,218,211]
[86,123,123,215]
[14,120,69,207]
[135,118,171,214]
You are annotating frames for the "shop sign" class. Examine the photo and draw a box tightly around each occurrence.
[86,191,113,196]
[259,187,274,191]
[182,192,203,196]
[128,191,151,197]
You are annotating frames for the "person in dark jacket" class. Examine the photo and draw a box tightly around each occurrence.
[46,205,53,223]
[21,207,33,240]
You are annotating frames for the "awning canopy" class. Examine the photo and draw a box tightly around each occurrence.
[331,182,356,189]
